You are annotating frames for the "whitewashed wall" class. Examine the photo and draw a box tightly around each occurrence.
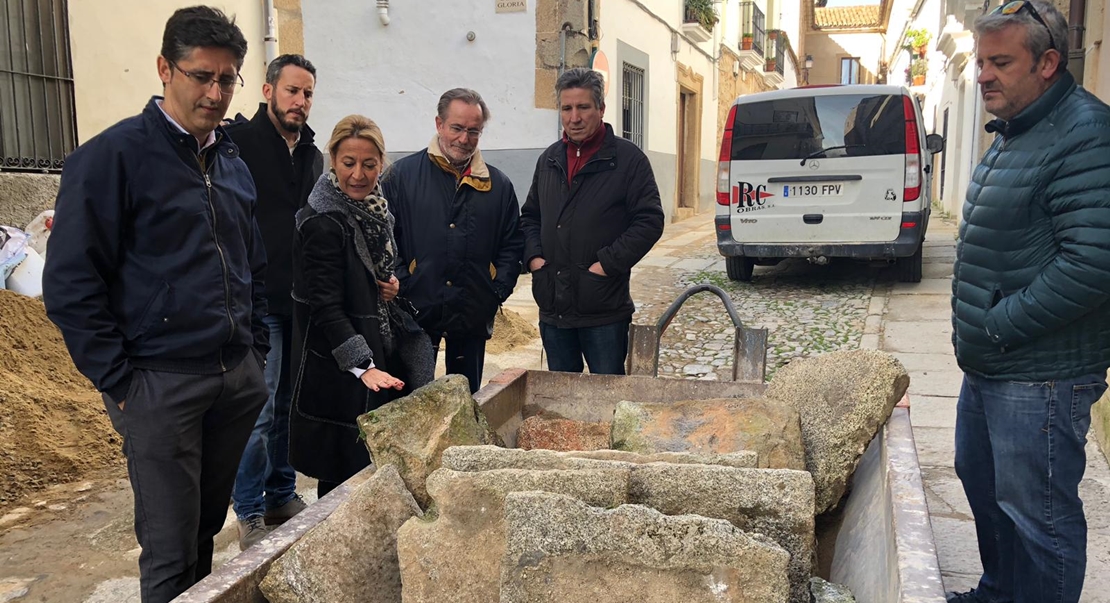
[301,0,554,154]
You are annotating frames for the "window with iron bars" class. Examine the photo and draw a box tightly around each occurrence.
[1,0,78,173]
[739,2,766,56]
[622,63,645,149]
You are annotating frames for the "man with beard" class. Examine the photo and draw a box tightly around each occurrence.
[382,88,523,393]
[224,54,322,550]
[949,2,1110,601]
[43,7,268,602]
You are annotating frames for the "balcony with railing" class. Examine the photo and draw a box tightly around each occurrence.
[763,29,788,86]
[737,2,766,71]
[682,0,716,43]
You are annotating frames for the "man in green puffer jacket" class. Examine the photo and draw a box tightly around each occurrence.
[949,2,1110,602]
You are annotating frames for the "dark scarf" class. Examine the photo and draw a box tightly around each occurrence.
[305,171,398,350]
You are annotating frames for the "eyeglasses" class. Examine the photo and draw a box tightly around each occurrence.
[992,1,1057,52]
[447,124,483,139]
[168,61,244,94]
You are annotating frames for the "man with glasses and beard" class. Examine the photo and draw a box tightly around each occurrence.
[382,88,524,393]
[43,7,268,602]
[224,54,321,550]
[949,1,1110,601]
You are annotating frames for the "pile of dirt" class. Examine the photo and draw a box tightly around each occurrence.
[487,308,539,355]
[0,289,122,510]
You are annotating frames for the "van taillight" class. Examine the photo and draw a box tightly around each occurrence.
[903,96,922,203]
[717,105,737,206]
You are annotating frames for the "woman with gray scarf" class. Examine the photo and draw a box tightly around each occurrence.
[289,115,433,497]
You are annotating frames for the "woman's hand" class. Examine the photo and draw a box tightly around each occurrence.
[378,275,399,302]
[360,367,404,392]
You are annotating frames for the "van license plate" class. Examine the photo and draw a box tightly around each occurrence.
[782,184,844,197]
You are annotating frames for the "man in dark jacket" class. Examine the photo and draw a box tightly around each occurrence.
[224,54,321,550]
[520,68,664,375]
[42,8,268,603]
[383,88,523,393]
[948,3,1110,602]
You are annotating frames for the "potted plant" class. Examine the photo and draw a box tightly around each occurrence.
[684,0,718,31]
[766,56,778,72]
[911,58,927,85]
[906,28,931,58]
[742,31,754,50]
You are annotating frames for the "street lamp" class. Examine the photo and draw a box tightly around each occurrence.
[803,54,814,84]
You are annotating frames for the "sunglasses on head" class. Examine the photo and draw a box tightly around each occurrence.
[992,0,1057,51]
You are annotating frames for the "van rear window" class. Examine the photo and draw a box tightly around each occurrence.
[730,94,907,161]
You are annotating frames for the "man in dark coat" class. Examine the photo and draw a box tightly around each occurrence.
[224,54,322,550]
[948,3,1110,601]
[520,68,664,375]
[382,88,524,393]
[43,7,268,602]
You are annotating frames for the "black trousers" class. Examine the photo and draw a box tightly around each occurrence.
[427,333,487,394]
[103,353,267,603]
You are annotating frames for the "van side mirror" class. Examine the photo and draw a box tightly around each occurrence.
[926,134,945,154]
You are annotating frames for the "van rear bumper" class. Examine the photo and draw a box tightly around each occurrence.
[715,210,928,260]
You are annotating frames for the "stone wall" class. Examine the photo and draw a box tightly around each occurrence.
[1092,376,1110,466]
[0,173,59,230]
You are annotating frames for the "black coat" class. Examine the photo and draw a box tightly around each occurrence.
[520,124,665,328]
[382,148,523,338]
[226,104,323,316]
[289,177,398,484]
[44,97,267,403]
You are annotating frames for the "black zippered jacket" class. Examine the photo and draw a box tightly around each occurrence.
[44,97,268,403]
[225,103,322,316]
[520,124,664,328]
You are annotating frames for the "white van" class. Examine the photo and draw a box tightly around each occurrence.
[714,85,944,283]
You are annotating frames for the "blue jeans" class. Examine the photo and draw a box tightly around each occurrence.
[955,372,1107,603]
[231,315,297,519]
[539,319,631,375]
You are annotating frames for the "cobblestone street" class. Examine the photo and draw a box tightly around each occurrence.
[499,211,890,381]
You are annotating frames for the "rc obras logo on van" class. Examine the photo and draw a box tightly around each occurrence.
[732,181,775,214]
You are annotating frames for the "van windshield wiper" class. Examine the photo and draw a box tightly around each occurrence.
[800,144,866,166]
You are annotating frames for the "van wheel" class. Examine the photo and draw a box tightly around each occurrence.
[896,246,923,283]
[726,257,755,282]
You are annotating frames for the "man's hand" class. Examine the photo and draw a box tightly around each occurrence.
[360,368,405,392]
[529,257,547,272]
[588,261,607,276]
[378,275,399,302]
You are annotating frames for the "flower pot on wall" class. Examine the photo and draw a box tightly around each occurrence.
[913,74,925,86]
[742,36,753,50]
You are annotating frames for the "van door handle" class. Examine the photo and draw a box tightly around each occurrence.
[768,175,863,183]
[803,214,824,224]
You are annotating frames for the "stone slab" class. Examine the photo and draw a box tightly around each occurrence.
[906,369,964,398]
[610,398,806,470]
[628,464,815,603]
[910,426,956,469]
[357,375,502,508]
[440,445,759,472]
[907,396,958,429]
[516,416,610,451]
[885,294,951,322]
[765,349,910,514]
[890,278,953,296]
[882,322,954,355]
[259,465,421,603]
[500,491,791,603]
[395,468,629,603]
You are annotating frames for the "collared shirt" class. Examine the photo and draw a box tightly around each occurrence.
[156,99,217,153]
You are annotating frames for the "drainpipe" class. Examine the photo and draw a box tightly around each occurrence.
[559,22,573,138]
[1067,0,1085,82]
[377,0,391,26]
[263,0,278,64]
